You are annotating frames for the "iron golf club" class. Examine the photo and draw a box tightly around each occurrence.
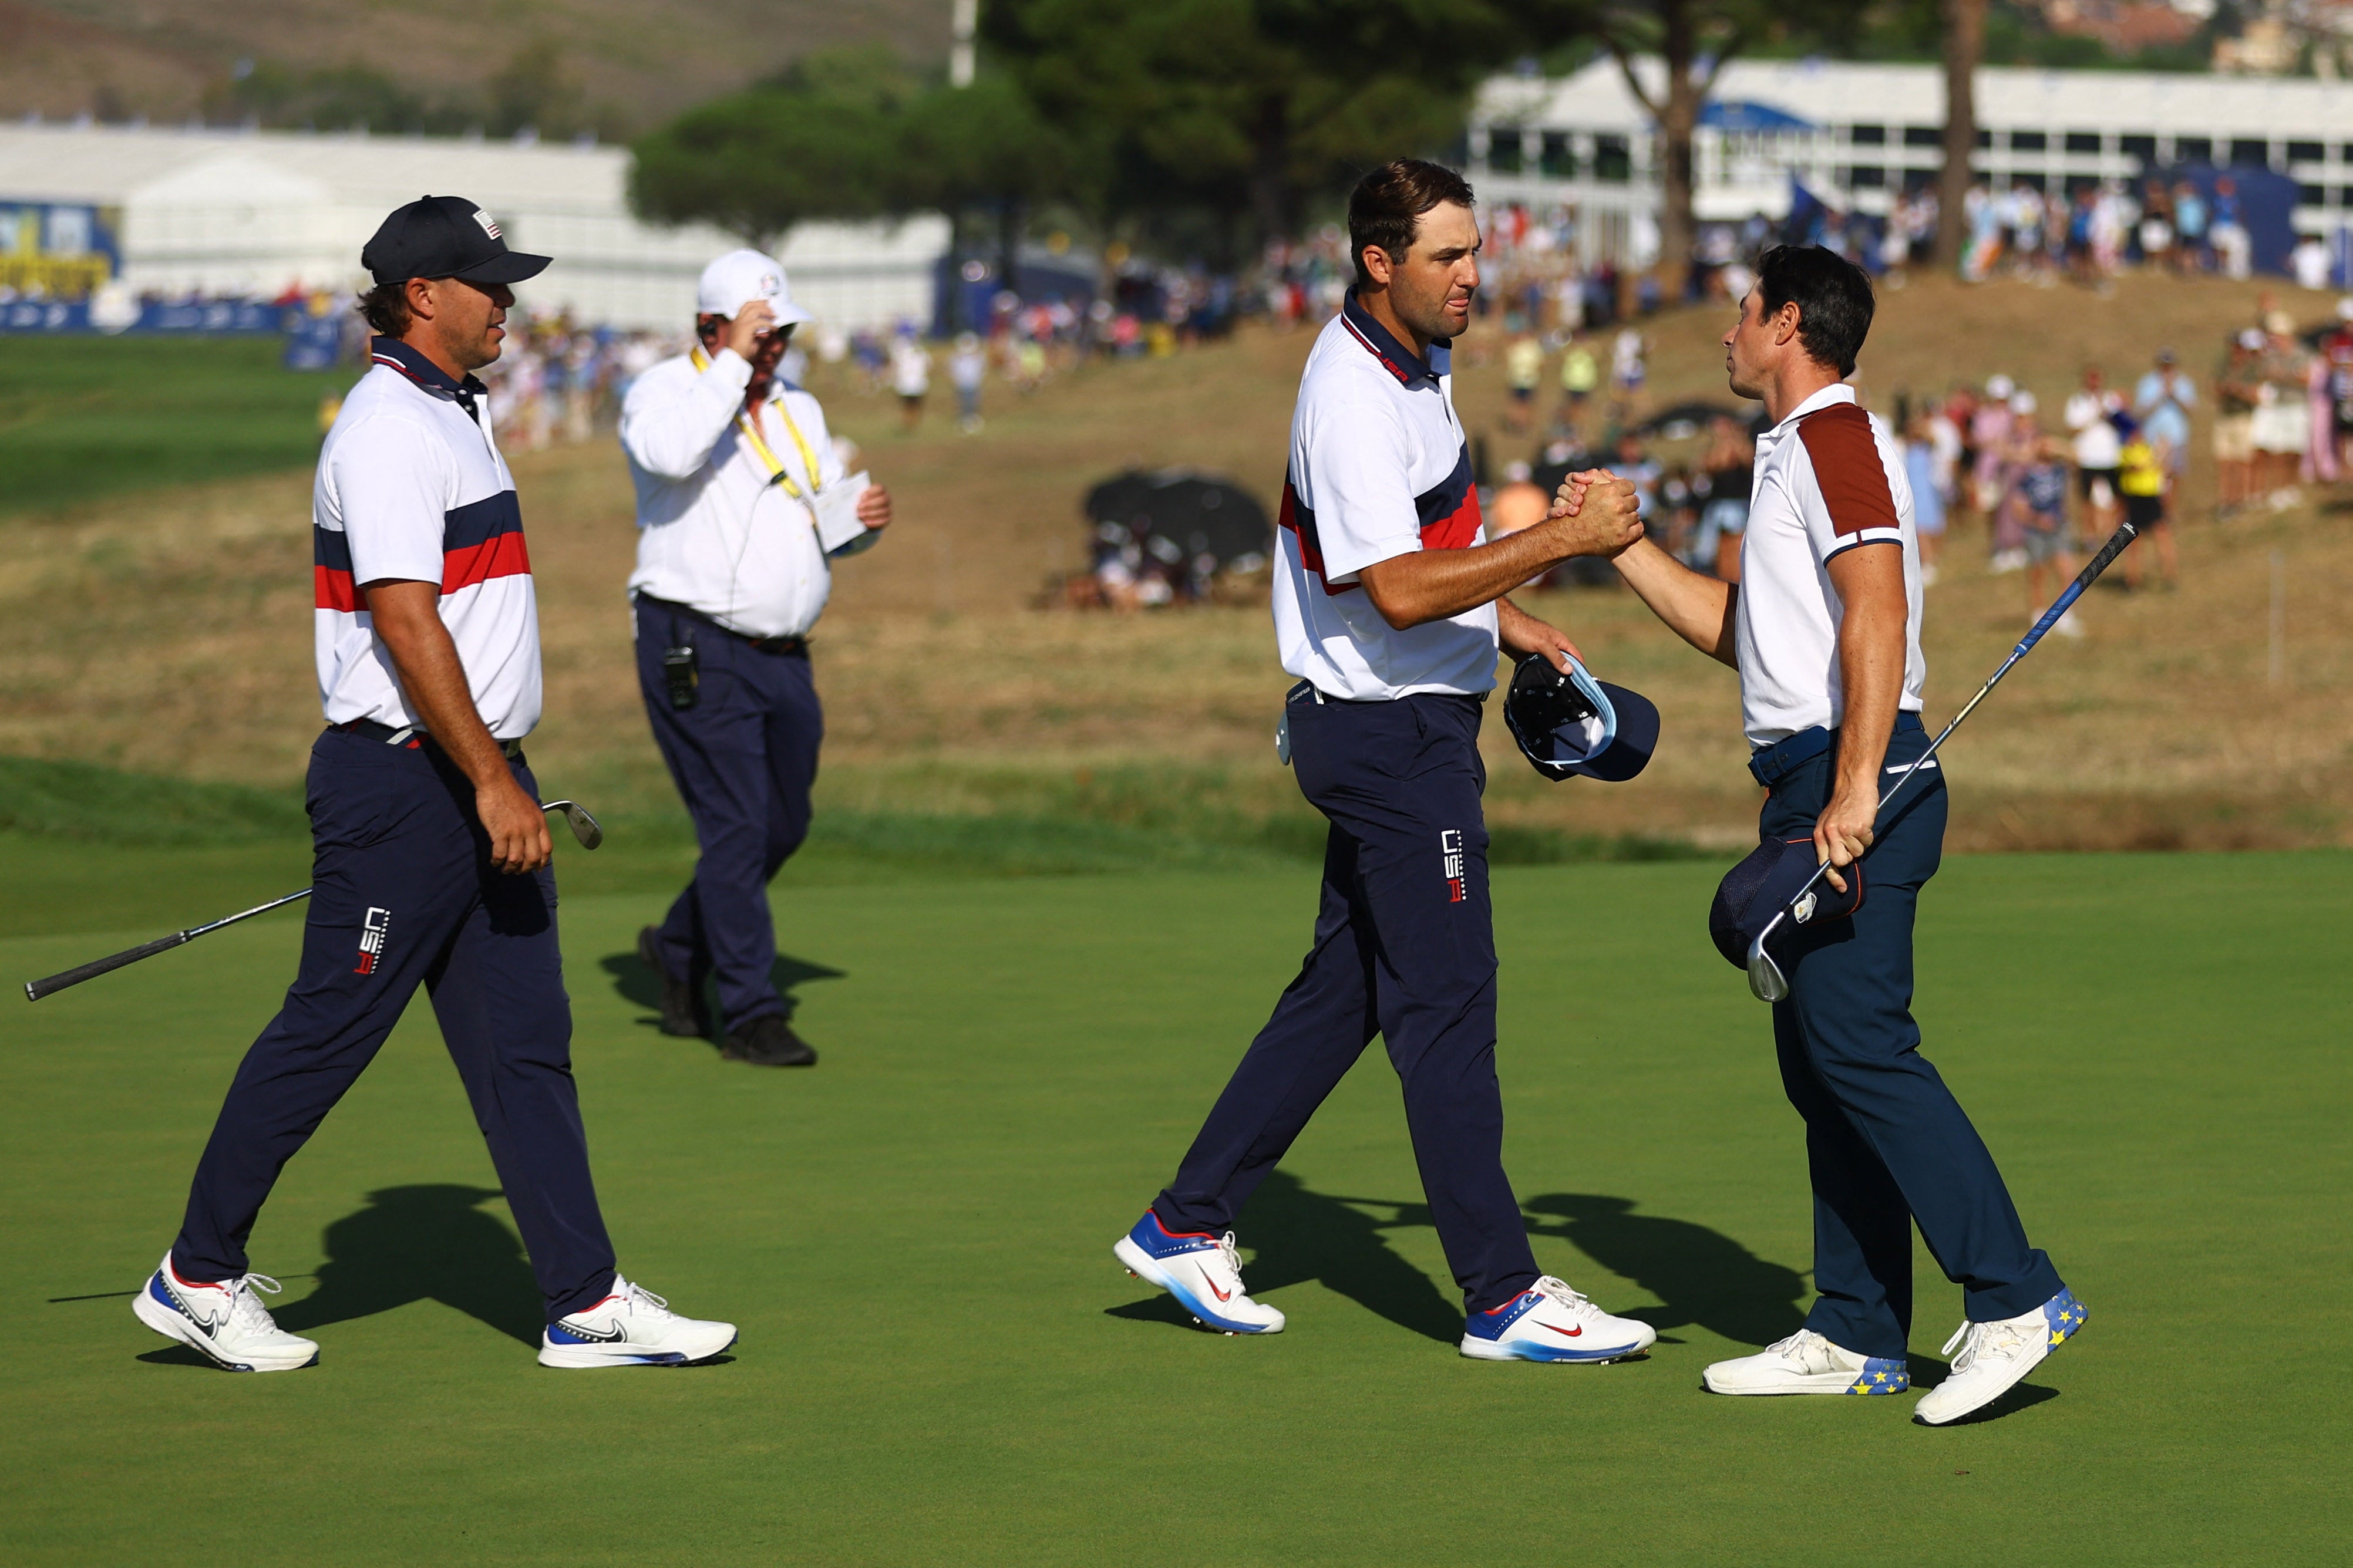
[26,798,604,1002]
[1745,519,2142,1003]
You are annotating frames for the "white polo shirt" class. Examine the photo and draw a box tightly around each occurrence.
[1273,292,1495,700]
[1733,383,1926,746]
[313,337,540,741]
[621,346,847,639]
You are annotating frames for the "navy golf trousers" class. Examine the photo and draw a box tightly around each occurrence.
[634,598,822,1034]
[173,726,617,1320]
[1153,688,1542,1314]
[1762,714,2064,1359]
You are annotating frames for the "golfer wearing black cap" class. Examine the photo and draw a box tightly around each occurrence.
[129,197,736,1374]
[1113,160,1660,1361]
[1593,245,2082,1424]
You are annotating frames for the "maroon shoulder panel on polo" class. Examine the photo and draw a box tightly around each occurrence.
[1795,403,1898,538]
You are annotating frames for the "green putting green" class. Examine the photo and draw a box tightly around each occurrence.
[4,853,2344,1564]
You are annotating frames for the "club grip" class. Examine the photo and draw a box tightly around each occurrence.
[25,932,189,1002]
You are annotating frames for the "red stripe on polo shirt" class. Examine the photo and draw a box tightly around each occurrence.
[1419,483,1483,552]
[442,530,533,594]
[1796,403,1900,538]
[315,565,360,612]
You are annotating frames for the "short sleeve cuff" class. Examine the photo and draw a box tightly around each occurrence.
[1319,533,1421,584]
[1822,530,1903,562]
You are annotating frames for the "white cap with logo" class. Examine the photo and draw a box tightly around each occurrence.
[696,248,816,327]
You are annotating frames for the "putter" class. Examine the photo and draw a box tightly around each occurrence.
[1745,519,2141,1003]
[26,799,604,1002]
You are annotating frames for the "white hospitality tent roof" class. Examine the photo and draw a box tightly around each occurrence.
[0,122,949,331]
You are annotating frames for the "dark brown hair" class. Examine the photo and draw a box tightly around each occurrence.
[1756,245,1875,377]
[356,279,412,336]
[1348,159,1476,289]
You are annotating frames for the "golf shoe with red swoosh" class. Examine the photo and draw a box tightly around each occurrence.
[1459,1276,1656,1363]
[1113,1212,1285,1334]
[132,1252,319,1372]
[538,1276,737,1367]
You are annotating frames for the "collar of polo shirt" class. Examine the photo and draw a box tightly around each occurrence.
[371,335,489,403]
[1337,288,1450,390]
[1767,380,1859,433]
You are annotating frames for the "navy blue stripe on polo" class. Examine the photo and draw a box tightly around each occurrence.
[1413,445,1481,550]
[443,490,523,552]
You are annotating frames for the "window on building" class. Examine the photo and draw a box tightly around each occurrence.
[2065,173,2100,197]
[1975,129,1992,149]
[2286,140,2325,164]
[2010,130,2047,153]
[2174,136,2213,163]
[2010,172,2048,193]
[1849,124,1887,146]
[1844,165,1887,188]
[2119,134,2157,160]
[2298,183,2327,206]
[1488,129,1523,175]
[1594,134,1631,183]
[1904,126,1940,147]
[2064,132,2102,156]
[2229,139,2271,168]
[1540,131,1577,179]
[1903,167,1940,193]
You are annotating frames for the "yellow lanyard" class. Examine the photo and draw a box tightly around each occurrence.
[691,344,823,500]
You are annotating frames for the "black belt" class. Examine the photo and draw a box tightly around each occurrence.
[335,719,524,759]
[1748,712,1924,788]
[1286,679,1486,706]
[634,594,809,657]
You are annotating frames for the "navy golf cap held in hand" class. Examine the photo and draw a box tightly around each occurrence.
[1708,838,1865,969]
[362,195,551,286]
[1502,650,1659,783]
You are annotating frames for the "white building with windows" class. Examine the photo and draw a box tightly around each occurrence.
[1470,58,2353,265]
[0,121,949,331]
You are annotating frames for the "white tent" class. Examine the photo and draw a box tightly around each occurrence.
[0,122,949,331]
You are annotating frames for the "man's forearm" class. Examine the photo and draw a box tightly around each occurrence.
[1613,537,1738,666]
[1358,527,1583,628]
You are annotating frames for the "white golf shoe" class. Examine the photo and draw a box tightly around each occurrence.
[1914,1287,2088,1426]
[1702,1329,1909,1396]
[1459,1276,1655,1363]
[132,1252,319,1372]
[1113,1212,1285,1334]
[537,1276,737,1368]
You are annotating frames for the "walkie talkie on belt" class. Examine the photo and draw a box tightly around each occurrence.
[661,643,699,710]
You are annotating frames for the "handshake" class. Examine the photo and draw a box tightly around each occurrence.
[1536,470,1646,562]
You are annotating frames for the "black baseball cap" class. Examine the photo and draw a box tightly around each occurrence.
[362,195,551,286]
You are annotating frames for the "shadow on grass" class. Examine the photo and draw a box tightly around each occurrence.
[599,946,844,1039]
[272,1184,542,1347]
[1521,1193,1808,1348]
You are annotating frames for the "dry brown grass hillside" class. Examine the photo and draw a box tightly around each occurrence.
[3,270,2349,853]
[0,0,945,128]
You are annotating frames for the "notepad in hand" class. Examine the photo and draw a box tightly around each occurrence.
[813,473,876,557]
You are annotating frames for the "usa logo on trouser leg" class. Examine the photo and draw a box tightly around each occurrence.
[1440,829,1466,903]
[354,906,391,975]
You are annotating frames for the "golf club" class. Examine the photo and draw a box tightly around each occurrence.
[25,799,604,1002]
[1745,518,2142,1003]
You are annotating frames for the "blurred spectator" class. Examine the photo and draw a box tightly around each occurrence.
[1610,328,1647,404]
[2323,299,2353,477]
[1557,333,1599,431]
[2173,182,2209,274]
[1902,412,1946,587]
[2009,413,2083,636]
[2211,331,2261,515]
[2210,180,2250,281]
[1504,329,1543,434]
[2251,311,2311,503]
[2133,348,2197,514]
[1973,375,2020,567]
[1689,414,1752,583]
[889,328,931,432]
[2116,418,2179,591]
[2063,365,2123,554]
[2291,235,2332,292]
[948,332,986,434]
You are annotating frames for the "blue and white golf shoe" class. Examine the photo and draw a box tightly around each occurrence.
[132,1251,319,1372]
[1703,1329,1910,1395]
[1459,1276,1657,1363]
[1113,1212,1285,1334]
[538,1276,738,1368]
[1913,1287,2088,1425]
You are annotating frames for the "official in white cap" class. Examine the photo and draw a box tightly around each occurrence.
[620,249,892,1066]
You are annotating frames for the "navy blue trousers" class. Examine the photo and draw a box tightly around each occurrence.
[174,727,617,1320]
[1763,715,2064,1358]
[634,599,822,1034]
[1153,690,1541,1314]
